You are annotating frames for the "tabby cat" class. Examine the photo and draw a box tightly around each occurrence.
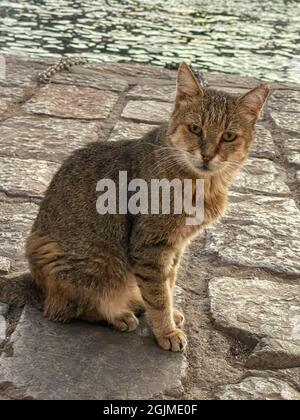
[26,62,269,352]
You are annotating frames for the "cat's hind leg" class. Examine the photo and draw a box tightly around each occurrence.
[97,274,143,332]
[26,233,142,331]
[26,232,80,322]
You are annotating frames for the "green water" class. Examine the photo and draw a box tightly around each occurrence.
[0,0,299,82]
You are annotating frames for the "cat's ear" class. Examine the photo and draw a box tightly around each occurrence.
[176,62,203,103]
[237,83,270,122]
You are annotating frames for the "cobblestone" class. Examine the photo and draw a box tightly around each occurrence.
[0,55,299,400]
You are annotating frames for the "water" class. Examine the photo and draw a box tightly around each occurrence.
[0,0,299,82]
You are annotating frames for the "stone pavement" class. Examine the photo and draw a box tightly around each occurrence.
[0,55,299,400]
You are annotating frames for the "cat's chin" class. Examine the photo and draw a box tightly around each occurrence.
[198,168,214,176]
[195,165,221,177]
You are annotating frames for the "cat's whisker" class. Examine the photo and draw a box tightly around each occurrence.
[227,161,250,175]
[151,150,189,174]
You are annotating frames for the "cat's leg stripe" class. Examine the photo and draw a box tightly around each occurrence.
[135,273,152,283]
[141,295,165,311]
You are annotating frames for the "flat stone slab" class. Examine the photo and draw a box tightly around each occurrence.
[127,84,175,102]
[0,86,27,116]
[0,200,39,271]
[122,100,173,123]
[1,55,42,89]
[0,306,186,400]
[271,111,300,133]
[206,194,300,275]
[0,157,58,198]
[269,90,300,113]
[206,73,260,89]
[216,87,248,96]
[216,376,300,400]
[282,138,300,168]
[109,121,158,142]
[52,67,129,93]
[0,257,11,275]
[0,315,6,346]
[0,304,7,348]
[209,277,300,343]
[0,116,100,163]
[246,338,300,370]
[0,303,9,317]
[98,62,174,81]
[24,85,119,120]
[250,126,276,160]
[233,158,289,195]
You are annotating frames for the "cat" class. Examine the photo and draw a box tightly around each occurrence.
[5,62,270,352]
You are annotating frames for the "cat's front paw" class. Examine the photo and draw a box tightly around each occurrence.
[156,329,187,352]
[173,309,185,328]
[112,312,139,332]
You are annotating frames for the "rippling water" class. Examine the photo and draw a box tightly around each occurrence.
[0,0,299,82]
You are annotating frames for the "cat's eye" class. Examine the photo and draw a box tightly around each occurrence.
[188,124,202,136]
[222,132,237,142]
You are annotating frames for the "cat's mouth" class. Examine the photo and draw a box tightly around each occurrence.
[189,155,224,176]
[197,156,230,175]
[202,162,211,170]
[198,161,217,174]
[196,166,215,176]
[197,155,224,174]
[200,163,212,172]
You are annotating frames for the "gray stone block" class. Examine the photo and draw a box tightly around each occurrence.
[0,306,187,400]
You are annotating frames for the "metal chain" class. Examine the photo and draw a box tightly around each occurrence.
[38,56,208,88]
[37,56,88,83]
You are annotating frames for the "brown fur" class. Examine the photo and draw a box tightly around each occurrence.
[12,62,269,352]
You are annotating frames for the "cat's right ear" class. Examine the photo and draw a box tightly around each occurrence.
[237,83,270,123]
[176,62,203,104]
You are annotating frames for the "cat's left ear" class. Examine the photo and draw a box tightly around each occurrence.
[176,62,203,104]
[237,83,270,122]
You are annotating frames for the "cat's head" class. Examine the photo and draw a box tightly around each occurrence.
[168,62,270,177]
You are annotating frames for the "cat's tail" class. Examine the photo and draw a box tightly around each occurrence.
[0,273,42,307]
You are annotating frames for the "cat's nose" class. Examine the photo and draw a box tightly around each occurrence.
[201,154,212,170]
[202,154,211,163]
